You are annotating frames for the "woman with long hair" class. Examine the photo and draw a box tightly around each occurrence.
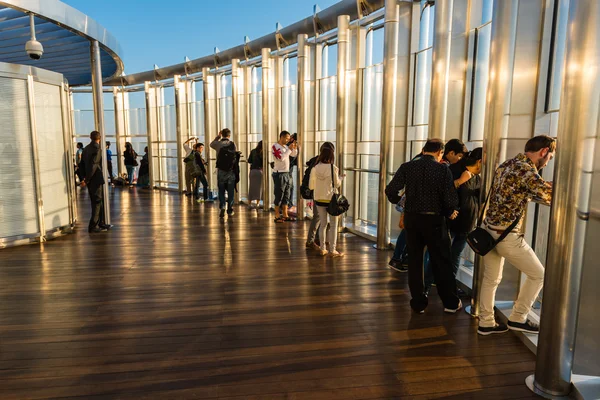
[123,142,138,188]
[308,146,345,257]
[247,140,263,209]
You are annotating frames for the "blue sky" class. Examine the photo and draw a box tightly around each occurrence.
[63,0,338,75]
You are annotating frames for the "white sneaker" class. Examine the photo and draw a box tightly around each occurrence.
[444,299,463,314]
[319,249,328,256]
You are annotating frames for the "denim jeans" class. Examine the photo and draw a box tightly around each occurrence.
[217,170,235,211]
[195,173,209,200]
[126,165,136,184]
[392,230,408,262]
[424,231,467,288]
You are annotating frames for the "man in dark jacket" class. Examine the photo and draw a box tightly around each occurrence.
[193,143,209,203]
[385,139,461,314]
[80,131,111,233]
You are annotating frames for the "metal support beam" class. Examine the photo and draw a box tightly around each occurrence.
[113,87,125,177]
[428,0,454,140]
[468,0,518,317]
[62,84,78,224]
[336,15,350,216]
[144,82,156,188]
[232,59,242,204]
[90,40,111,225]
[26,76,46,241]
[261,48,273,212]
[376,0,400,249]
[174,75,185,192]
[202,67,216,193]
[244,64,253,202]
[528,1,600,397]
[297,34,309,219]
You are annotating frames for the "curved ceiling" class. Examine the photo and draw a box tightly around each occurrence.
[0,0,123,86]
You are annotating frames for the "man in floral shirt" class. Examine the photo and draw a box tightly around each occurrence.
[478,135,556,336]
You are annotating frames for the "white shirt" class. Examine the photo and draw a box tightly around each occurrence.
[271,143,298,173]
[183,144,192,157]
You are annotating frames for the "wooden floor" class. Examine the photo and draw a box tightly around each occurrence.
[0,187,540,400]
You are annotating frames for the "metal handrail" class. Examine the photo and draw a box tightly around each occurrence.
[343,167,379,174]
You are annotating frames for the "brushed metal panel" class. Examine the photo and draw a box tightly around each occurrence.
[33,81,70,230]
[0,76,38,238]
[573,217,600,376]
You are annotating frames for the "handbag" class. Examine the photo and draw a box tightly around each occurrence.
[466,183,521,256]
[327,164,350,216]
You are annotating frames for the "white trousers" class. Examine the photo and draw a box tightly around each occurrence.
[479,227,544,327]
[316,206,339,252]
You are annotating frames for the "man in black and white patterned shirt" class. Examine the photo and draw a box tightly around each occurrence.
[386,139,460,314]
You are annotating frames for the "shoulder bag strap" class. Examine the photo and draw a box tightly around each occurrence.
[494,214,522,244]
[330,164,335,191]
[476,186,493,228]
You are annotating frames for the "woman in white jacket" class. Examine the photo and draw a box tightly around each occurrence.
[308,146,344,257]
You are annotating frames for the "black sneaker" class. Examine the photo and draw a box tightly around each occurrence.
[477,323,509,336]
[99,224,113,230]
[88,226,108,234]
[219,209,226,218]
[227,210,235,217]
[388,259,408,273]
[507,320,540,334]
[444,299,463,314]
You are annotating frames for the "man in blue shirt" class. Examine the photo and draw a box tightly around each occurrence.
[106,141,113,183]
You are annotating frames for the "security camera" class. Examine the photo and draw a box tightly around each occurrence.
[26,40,43,60]
[25,13,43,60]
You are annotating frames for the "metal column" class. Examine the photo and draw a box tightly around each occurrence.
[244,64,253,199]
[528,1,600,397]
[336,15,350,209]
[202,67,216,193]
[26,76,46,240]
[428,0,454,140]
[297,34,309,219]
[174,75,185,192]
[90,40,111,225]
[144,82,155,188]
[61,84,77,225]
[467,0,518,316]
[113,87,124,177]
[261,48,273,212]
[376,0,400,249]
[232,59,242,204]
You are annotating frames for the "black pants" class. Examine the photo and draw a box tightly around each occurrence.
[88,184,106,231]
[404,213,459,312]
[194,173,209,200]
[107,161,113,181]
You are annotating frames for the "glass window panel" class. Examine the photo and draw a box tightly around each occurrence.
[469,23,492,141]
[414,49,433,126]
[361,64,384,142]
[322,44,338,77]
[547,0,569,112]
[366,28,385,67]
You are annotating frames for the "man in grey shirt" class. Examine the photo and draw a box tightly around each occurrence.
[210,128,237,218]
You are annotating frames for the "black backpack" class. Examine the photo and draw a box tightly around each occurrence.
[216,142,237,171]
[300,156,318,199]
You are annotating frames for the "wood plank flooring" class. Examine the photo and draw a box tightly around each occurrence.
[0,187,539,399]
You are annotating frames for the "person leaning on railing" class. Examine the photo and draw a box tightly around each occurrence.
[477,135,555,336]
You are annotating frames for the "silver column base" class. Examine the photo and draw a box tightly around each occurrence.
[464,305,479,318]
[526,375,572,400]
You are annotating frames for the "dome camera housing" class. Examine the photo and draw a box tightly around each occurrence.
[25,39,43,60]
